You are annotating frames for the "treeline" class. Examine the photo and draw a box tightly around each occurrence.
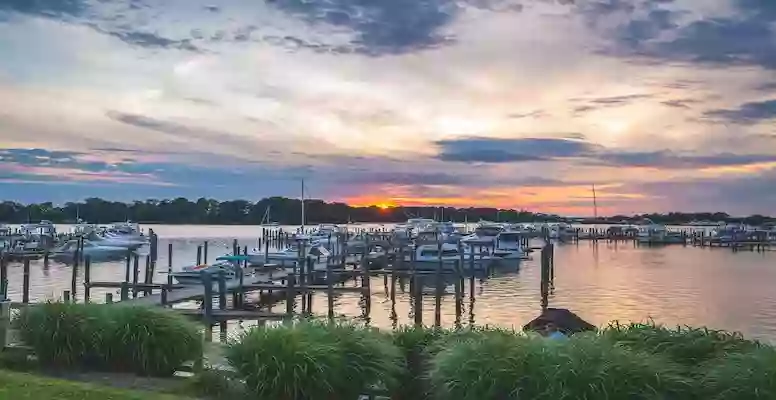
[0,197,772,225]
[0,197,559,224]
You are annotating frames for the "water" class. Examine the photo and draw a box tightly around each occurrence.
[5,224,776,342]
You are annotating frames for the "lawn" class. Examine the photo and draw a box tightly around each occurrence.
[0,370,189,400]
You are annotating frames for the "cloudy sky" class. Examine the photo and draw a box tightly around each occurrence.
[1,0,776,215]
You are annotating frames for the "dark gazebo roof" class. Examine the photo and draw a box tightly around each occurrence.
[523,308,597,335]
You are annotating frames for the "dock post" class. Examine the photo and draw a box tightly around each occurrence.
[196,246,202,266]
[71,247,80,302]
[120,282,129,301]
[203,241,208,264]
[201,271,213,325]
[326,259,334,321]
[305,257,313,315]
[435,241,442,328]
[161,284,168,306]
[0,297,10,349]
[285,270,295,322]
[413,274,423,327]
[167,243,173,286]
[22,258,30,304]
[124,251,131,282]
[132,254,140,298]
[84,256,91,303]
[217,271,227,311]
[0,255,7,299]
[144,255,152,296]
[105,293,113,304]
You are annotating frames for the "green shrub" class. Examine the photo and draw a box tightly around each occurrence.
[104,306,203,377]
[226,322,345,400]
[601,321,759,366]
[326,322,403,398]
[225,321,401,400]
[13,302,107,368]
[390,326,450,400]
[429,332,690,400]
[14,302,201,377]
[701,347,776,399]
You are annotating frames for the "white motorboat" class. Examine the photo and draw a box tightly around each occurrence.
[402,243,495,271]
[493,231,528,260]
[51,239,128,262]
[170,255,248,285]
[246,242,331,267]
[637,224,685,244]
[461,223,504,245]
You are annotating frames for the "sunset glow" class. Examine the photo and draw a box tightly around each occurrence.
[2,1,776,214]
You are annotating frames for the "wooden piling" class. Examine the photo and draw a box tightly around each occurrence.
[203,241,209,264]
[132,254,140,298]
[22,258,30,304]
[196,246,202,265]
[167,243,173,286]
[83,256,91,302]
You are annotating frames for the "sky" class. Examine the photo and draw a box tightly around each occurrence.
[1,0,776,216]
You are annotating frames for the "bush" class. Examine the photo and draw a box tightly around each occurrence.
[104,306,203,376]
[701,347,776,399]
[429,332,690,400]
[601,321,759,366]
[14,302,201,377]
[390,326,450,400]
[13,302,107,368]
[225,321,401,400]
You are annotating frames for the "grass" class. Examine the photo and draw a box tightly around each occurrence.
[0,369,186,400]
[13,302,202,376]
[225,320,402,400]
[600,321,760,366]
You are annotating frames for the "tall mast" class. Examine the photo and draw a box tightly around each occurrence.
[592,184,598,220]
[301,178,306,232]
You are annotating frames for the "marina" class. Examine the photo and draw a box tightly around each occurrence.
[1,221,776,342]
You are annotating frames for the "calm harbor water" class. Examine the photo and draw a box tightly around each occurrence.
[5,224,776,342]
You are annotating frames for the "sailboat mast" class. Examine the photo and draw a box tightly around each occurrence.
[592,184,598,220]
[301,179,306,233]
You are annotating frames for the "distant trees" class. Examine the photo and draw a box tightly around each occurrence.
[0,197,770,225]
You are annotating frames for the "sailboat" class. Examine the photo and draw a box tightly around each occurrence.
[260,205,279,227]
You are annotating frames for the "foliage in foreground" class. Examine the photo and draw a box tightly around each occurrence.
[196,322,776,400]
[429,332,690,400]
[14,302,202,377]
[225,321,402,400]
[0,369,184,400]
[601,321,761,366]
[701,347,776,399]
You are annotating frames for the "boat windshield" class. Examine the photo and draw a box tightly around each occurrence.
[475,227,502,237]
[498,233,522,242]
[419,249,459,257]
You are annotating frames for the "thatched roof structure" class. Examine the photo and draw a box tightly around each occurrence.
[523,308,596,336]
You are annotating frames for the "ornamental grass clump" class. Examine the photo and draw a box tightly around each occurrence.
[601,321,760,366]
[103,305,203,377]
[13,302,108,369]
[226,321,402,400]
[429,332,690,400]
[700,346,776,399]
[14,302,202,377]
[390,325,451,400]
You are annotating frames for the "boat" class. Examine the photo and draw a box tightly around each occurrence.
[637,224,685,244]
[170,256,248,285]
[246,242,331,267]
[493,230,528,260]
[402,243,495,271]
[461,222,504,245]
[51,239,128,262]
